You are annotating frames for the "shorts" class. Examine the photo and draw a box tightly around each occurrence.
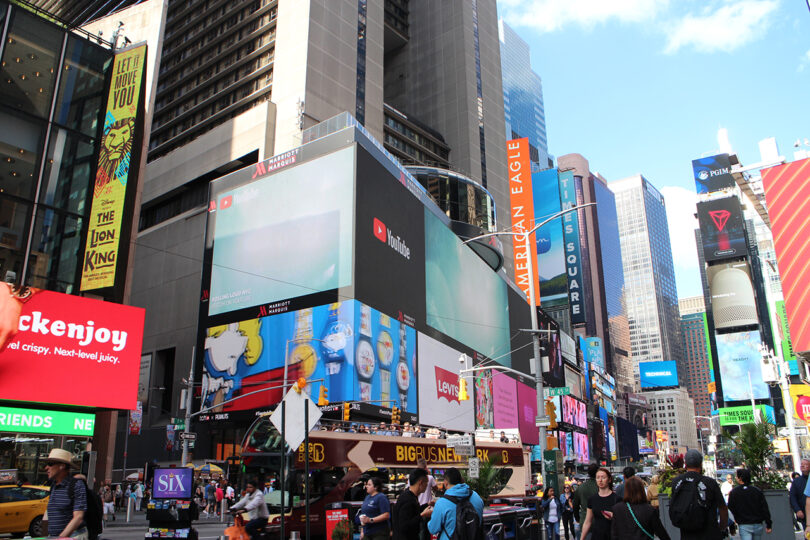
[104,502,115,515]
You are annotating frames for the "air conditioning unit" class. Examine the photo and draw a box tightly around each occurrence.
[711,267,757,329]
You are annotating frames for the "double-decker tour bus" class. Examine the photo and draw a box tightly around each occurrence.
[239,416,530,538]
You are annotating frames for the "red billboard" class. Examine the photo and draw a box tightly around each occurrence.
[762,158,810,353]
[0,290,145,409]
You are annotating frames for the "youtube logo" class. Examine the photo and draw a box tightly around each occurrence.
[373,218,387,243]
[373,217,410,259]
[219,195,233,210]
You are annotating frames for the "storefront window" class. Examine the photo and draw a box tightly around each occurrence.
[0,196,32,282]
[40,126,96,215]
[27,208,84,292]
[54,35,110,138]
[0,8,63,119]
[0,109,46,200]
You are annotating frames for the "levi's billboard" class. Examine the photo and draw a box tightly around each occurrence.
[417,332,474,432]
[761,158,810,353]
[507,138,540,305]
[0,290,144,409]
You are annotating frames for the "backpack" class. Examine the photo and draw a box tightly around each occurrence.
[443,494,483,540]
[68,478,104,540]
[668,474,711,532]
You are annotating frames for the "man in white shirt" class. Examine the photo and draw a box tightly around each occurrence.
[230,479,270,540]
[721,473,736,534]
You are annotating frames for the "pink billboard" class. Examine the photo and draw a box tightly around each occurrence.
[492,371,518,429]
[516,380,538,445]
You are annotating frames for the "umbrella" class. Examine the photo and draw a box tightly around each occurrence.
[195,463,224,475]
[126,472,140,481]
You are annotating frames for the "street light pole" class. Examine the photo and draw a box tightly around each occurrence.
[181,347,195,466]
[463,202,596,468]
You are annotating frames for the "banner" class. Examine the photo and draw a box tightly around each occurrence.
[558,170,585,323]
[762,158,810,353]
[129,401,143,435]
[507,138,540,305]
[81,44,147,291]
[639,360,679,389]
[692,154,735,194]
[717,405,775,426]
[0,406,95,436]
[532,168,568,307]
[0,289,144,409]
[789,384,810,423]
[492,371,519,429]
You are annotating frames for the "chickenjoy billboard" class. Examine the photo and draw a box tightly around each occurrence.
[0,289,144,409]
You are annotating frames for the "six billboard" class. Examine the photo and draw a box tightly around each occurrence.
[639,361,679,389]
[559,170,585,323]
[692,154,735,194]
[507,138,540,306]
[0,289,145,409]
[762,158,810,353]
[716,330,770,402]
[697,197,748,262]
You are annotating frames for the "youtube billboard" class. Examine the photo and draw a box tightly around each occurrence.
[697,196,748,262]
[0,290,144,409]
[762,158,810,353]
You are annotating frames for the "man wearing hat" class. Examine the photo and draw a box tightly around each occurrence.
[45,448,87,539]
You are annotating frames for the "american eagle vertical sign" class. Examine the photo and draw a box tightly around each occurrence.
[81,44,147,291]
[507,138,540,305]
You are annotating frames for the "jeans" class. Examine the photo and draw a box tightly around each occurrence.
[738,523,764,540]
[545,520,560,540]
[245,517,269,540]
[561,513,575,540]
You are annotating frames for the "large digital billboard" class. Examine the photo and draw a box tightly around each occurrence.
[201,300,417,416]
[516,380,538,445]
[692,154,735,194]
[208,147,355,316]
[584,337,605,370]
[716,404,775,426]
[558,170,585,323]
[474,371,494,429]
[425,209,511,363]
[492,371,519,429]
[0,289,144,409]
[697,197,747,262]
[507,138,540,305]
[639,361,679,389]
[762,158,810,353]
[707,262,758,330]
[532,168,567,307]
[716,330,770,402]
[417,333,475,432]
[538,308,564,388]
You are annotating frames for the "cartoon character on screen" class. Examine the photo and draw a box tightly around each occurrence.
[475,372,494,428]
[202,319,263,410]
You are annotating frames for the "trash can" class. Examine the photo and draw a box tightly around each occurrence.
[490,506,518,540]
[483,508,504,540]
[513,506,535,540]
[326,501,364,540]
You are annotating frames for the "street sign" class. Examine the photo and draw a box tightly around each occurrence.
[468,458,480,479]
[535,415,551,427]
[545,387,570,397]
[270,387,322,451]
[172,418,186,429]
[179,432,197,441]
[454,445,474,456]
[446,434,473,447]
[779,426,807,437]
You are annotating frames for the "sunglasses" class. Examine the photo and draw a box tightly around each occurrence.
[45,461,63,467]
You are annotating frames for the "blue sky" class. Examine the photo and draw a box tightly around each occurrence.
[498,0,810,298]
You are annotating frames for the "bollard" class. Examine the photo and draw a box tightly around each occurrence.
[126,497,132,522]
[221,498,226,522]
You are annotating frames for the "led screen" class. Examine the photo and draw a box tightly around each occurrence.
[209,147,355,315]
[516,381,538,445]
[474,371,494,429]
[692,154,735,194]
[716,330,770,402]
[573,431,589,462]
[425,209,510,362]
[492,371,518,429]
[639,360,679,389]
[153,468,193,499]
[417,333,475,432]
[532,168,567,307]
[697,197,747,262]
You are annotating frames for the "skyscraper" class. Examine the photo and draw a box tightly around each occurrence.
[611,175,683,389]
[498,20,548,169]
[679,297,713,430]
[556,154,632,392]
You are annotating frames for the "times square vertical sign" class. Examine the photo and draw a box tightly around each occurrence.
[80,44,147,294]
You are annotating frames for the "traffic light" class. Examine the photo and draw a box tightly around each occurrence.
[545,400,558,429]
[458,377,469,401]
[317,385,329,406]
[343,402,351,421]
[391,406,400,425]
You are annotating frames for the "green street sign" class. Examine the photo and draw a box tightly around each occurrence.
[0,406,95,436]
[546,387,570,397]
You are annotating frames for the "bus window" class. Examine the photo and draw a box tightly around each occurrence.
[284,467,347,507]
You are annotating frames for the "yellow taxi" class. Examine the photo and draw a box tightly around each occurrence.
[0,485,49,537]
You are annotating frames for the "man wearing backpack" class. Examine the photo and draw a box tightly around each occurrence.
[427,468,484,540]
[669,450,727,539]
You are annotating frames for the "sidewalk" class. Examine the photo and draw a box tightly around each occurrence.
[104,508,230,528]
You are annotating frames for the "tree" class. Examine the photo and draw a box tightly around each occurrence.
[727,422,784,489]
[462,457,507,502]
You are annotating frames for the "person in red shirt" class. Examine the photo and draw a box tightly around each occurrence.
[215,482,224,517]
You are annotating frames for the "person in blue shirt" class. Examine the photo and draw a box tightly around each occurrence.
[541,486,561,540]
[357,476,391,540]
[428,468,484,540]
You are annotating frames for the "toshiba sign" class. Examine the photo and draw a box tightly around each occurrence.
[0,290,145,409]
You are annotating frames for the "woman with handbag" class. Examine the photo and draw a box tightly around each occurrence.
[610,477,670,540]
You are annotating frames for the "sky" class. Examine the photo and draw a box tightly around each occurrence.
[498,0,810,299]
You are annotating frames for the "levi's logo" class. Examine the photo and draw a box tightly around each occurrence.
[709,210,730,231]
[373,218,387,243]
[434,366,459,403]
[220,196,233,210]
[374,218,411,259]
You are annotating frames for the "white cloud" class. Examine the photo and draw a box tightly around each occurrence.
[664,1,779,54]
[499,0,669,33]
[798,49,810,72]
[660,186,703,298]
